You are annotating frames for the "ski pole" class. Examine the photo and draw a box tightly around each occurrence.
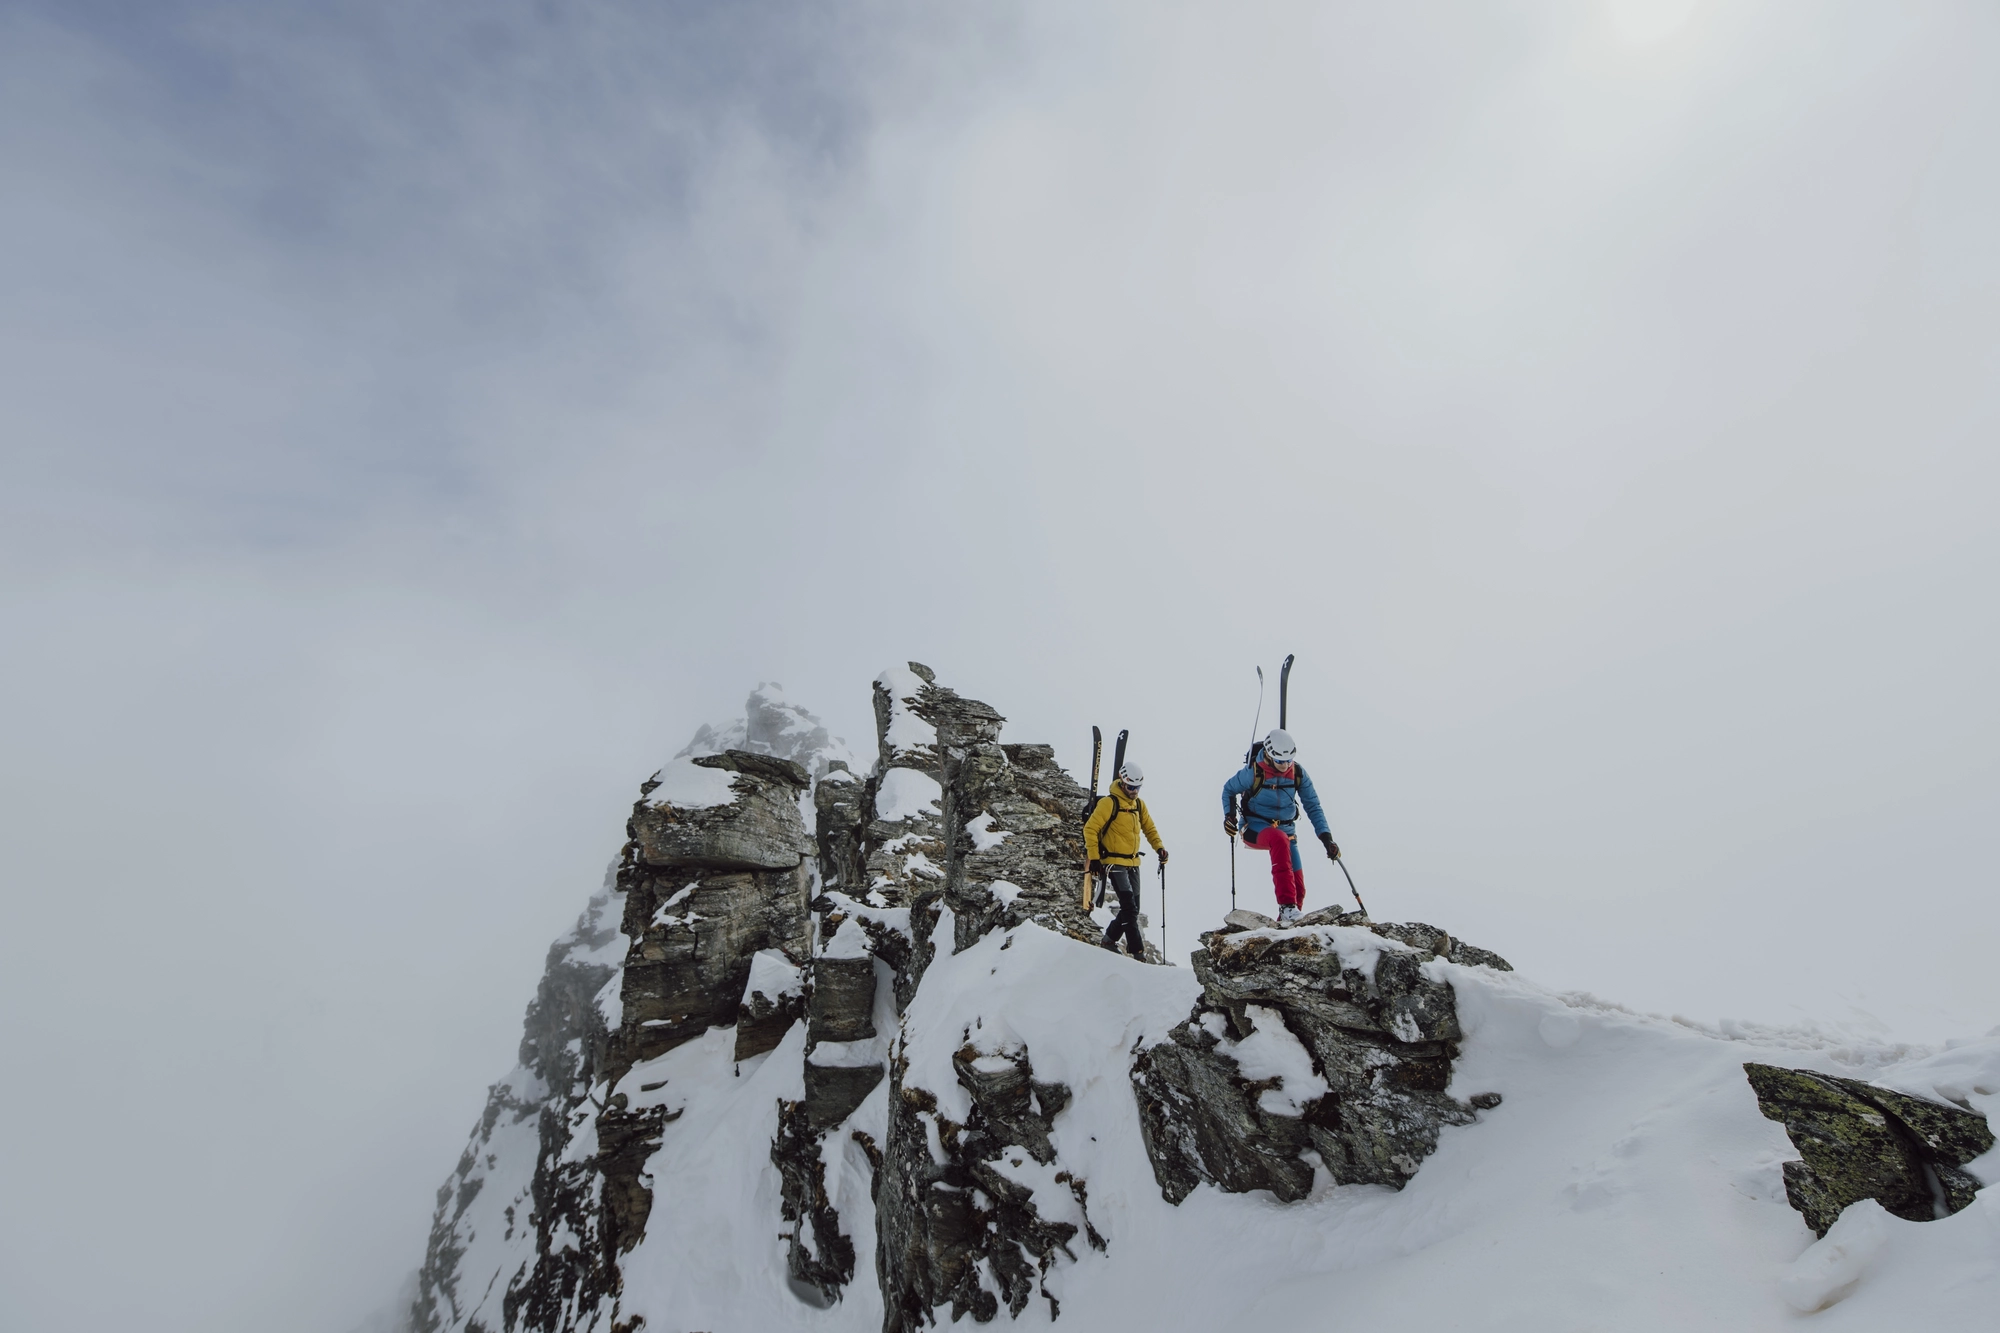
[1158,858,1167,958]
[1336,856,1368,918]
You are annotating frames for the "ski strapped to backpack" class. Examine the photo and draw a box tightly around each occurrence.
[1082,729,1130,910]
[1080,726,1103,909]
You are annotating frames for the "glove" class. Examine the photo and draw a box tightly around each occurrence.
[1223,817,1238,839]
[1157,848,1169,866]
[1087,860,1104,876]
[1319,832,1340,861]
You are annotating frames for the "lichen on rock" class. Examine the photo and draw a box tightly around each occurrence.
[1744,1062,1993,1236]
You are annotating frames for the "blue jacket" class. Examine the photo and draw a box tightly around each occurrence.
[1222,761,1331,839]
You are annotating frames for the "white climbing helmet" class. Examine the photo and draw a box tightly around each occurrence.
[1118,763,1145,791]
[1262,729,1297,763]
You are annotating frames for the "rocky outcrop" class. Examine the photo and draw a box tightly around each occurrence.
[850,664,950,907]
[414,669,1501,1333]
[1131,912,1507,1204]
[611,750,816,1085]
[1744,1062,1993,1236]
[900,668,1155,970]
[770,894,909,1307]
[628,750,817,875]
[876,1038,1100,1332]
[772,1100,864,1306]
[409,688,847,1333]
[814,763,871,896]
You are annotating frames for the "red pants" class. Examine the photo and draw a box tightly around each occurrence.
[1249,826,1305,909]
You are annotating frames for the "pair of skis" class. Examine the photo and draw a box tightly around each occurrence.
[1081,725,1126,911]
[1234,654,1370,918]
[1249,653,1294,762]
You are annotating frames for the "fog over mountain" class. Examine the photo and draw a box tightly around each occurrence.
[2,3,1997,1331]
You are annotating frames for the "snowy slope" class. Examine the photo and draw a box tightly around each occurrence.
[586,909,1999,1331]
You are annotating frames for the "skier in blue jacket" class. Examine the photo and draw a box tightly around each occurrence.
[1220,728,1339,925]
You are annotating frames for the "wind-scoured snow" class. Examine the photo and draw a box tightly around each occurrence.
[873,666,937,759]
[965,811,1012,851]
[594,910,1999,1332]
[873,768,942,823]
[747,949,807,1003]
[1200,1005,1330,1116]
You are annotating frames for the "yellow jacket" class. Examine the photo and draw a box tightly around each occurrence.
[1084,785,1164,867]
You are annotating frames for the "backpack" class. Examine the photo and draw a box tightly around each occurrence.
[1237,760,1308,826]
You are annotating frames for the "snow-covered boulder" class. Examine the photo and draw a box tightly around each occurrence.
[1132,913,1509,1203]
[631,749,816,873]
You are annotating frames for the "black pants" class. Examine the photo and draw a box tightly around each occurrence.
[1100,866,1144,957]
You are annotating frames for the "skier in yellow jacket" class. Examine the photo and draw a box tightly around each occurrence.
[1084,764,1167,957]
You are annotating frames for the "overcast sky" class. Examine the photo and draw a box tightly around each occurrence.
[3,2,1998,1330]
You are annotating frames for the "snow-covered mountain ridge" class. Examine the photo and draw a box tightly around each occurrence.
[409,669,2000,1333]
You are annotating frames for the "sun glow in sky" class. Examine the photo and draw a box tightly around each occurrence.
[1604,0,1701,45]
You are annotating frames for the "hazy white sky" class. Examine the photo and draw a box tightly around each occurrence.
[3,2,1997,1331]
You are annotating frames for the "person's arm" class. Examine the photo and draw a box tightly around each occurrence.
[1298,768,1332,839]
[1221,767,1250,817]
[1082,795,1110,864]
[1140,799,1165,854]
[1220,767,1249,834]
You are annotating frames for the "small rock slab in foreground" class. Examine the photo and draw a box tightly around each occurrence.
[1744,1062,1993,1236]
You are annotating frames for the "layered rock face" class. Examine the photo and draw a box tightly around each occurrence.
[615,750,816,1081]
[411,685,841,1333]
[1132,909,1509,1204]
[818,666,1122,946]
[1745,1062,1995,1236]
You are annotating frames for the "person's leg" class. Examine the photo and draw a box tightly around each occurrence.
[1289,835,1306,912]
[1253,827,1299,908]
[1112,868,1144,957]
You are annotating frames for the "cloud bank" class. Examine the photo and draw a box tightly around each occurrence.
[2,3,1997,1330]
